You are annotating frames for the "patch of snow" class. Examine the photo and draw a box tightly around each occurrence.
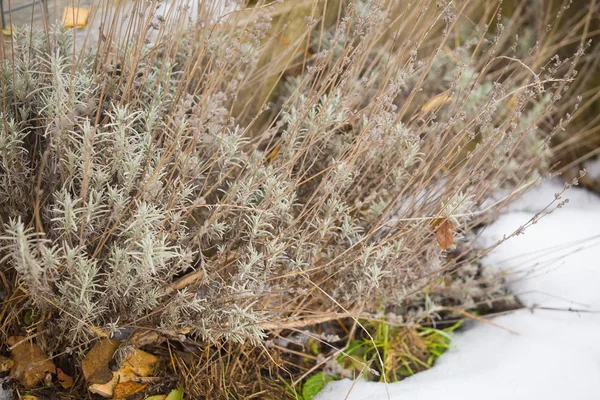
[317,311,600,400]
[0,385,11,400]
[584,157,600,180]
[316,180,600,399]
[478,209,600,309]
[505,179,600,213]
[478,181,600,308]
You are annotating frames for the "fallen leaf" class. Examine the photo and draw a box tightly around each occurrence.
[0,356,14,372]
[421,91,452,113]
[113,381,148,399]
[120,348,160,378]
[62,7,89,28]
[7,336,56,388]
[435,219,457,250]
[82,339,120,384]
[89,381,116,398]
[144,396,167,400]
[88,347,160,398]
[56,367,74,389]
[429,216,446,230]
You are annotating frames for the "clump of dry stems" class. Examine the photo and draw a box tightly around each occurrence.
[0,0,598,397]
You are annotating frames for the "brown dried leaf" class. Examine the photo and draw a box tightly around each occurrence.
[7,336,56,388]
[435,219,457,250]
[82,339,120,384]
[56,367,74,389]
[430,216,446,230]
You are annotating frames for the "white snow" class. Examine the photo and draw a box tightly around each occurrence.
[316,181,600,400]
[0,386,9,400]
[584,156,600,180]
[480,181,600,309]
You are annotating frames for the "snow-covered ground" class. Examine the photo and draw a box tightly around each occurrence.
[316,177,600,400]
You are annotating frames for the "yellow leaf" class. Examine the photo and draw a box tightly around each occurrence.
[421,92,452,113]
[114,381,148,399]
[86,343,160,399]
[120,348,160,378]
[62,7,89,28]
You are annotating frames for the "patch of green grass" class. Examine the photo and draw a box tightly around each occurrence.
[339,320,463,382]
[293,319,462,400]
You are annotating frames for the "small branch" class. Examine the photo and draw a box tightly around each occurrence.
[441,306,519,335]
[260,312,359,331]
[161,269,204,297]
[495,56,543,91]
[530,305,600,314]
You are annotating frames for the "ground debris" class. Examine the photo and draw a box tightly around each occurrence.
[0,356,14,372]
[82,339,160,398]
[82,339,121,384]
[56,367,74,389]
[7,336,56,388]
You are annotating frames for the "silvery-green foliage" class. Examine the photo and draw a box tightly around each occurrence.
[0,26,266,345]
[0,0,580,348]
